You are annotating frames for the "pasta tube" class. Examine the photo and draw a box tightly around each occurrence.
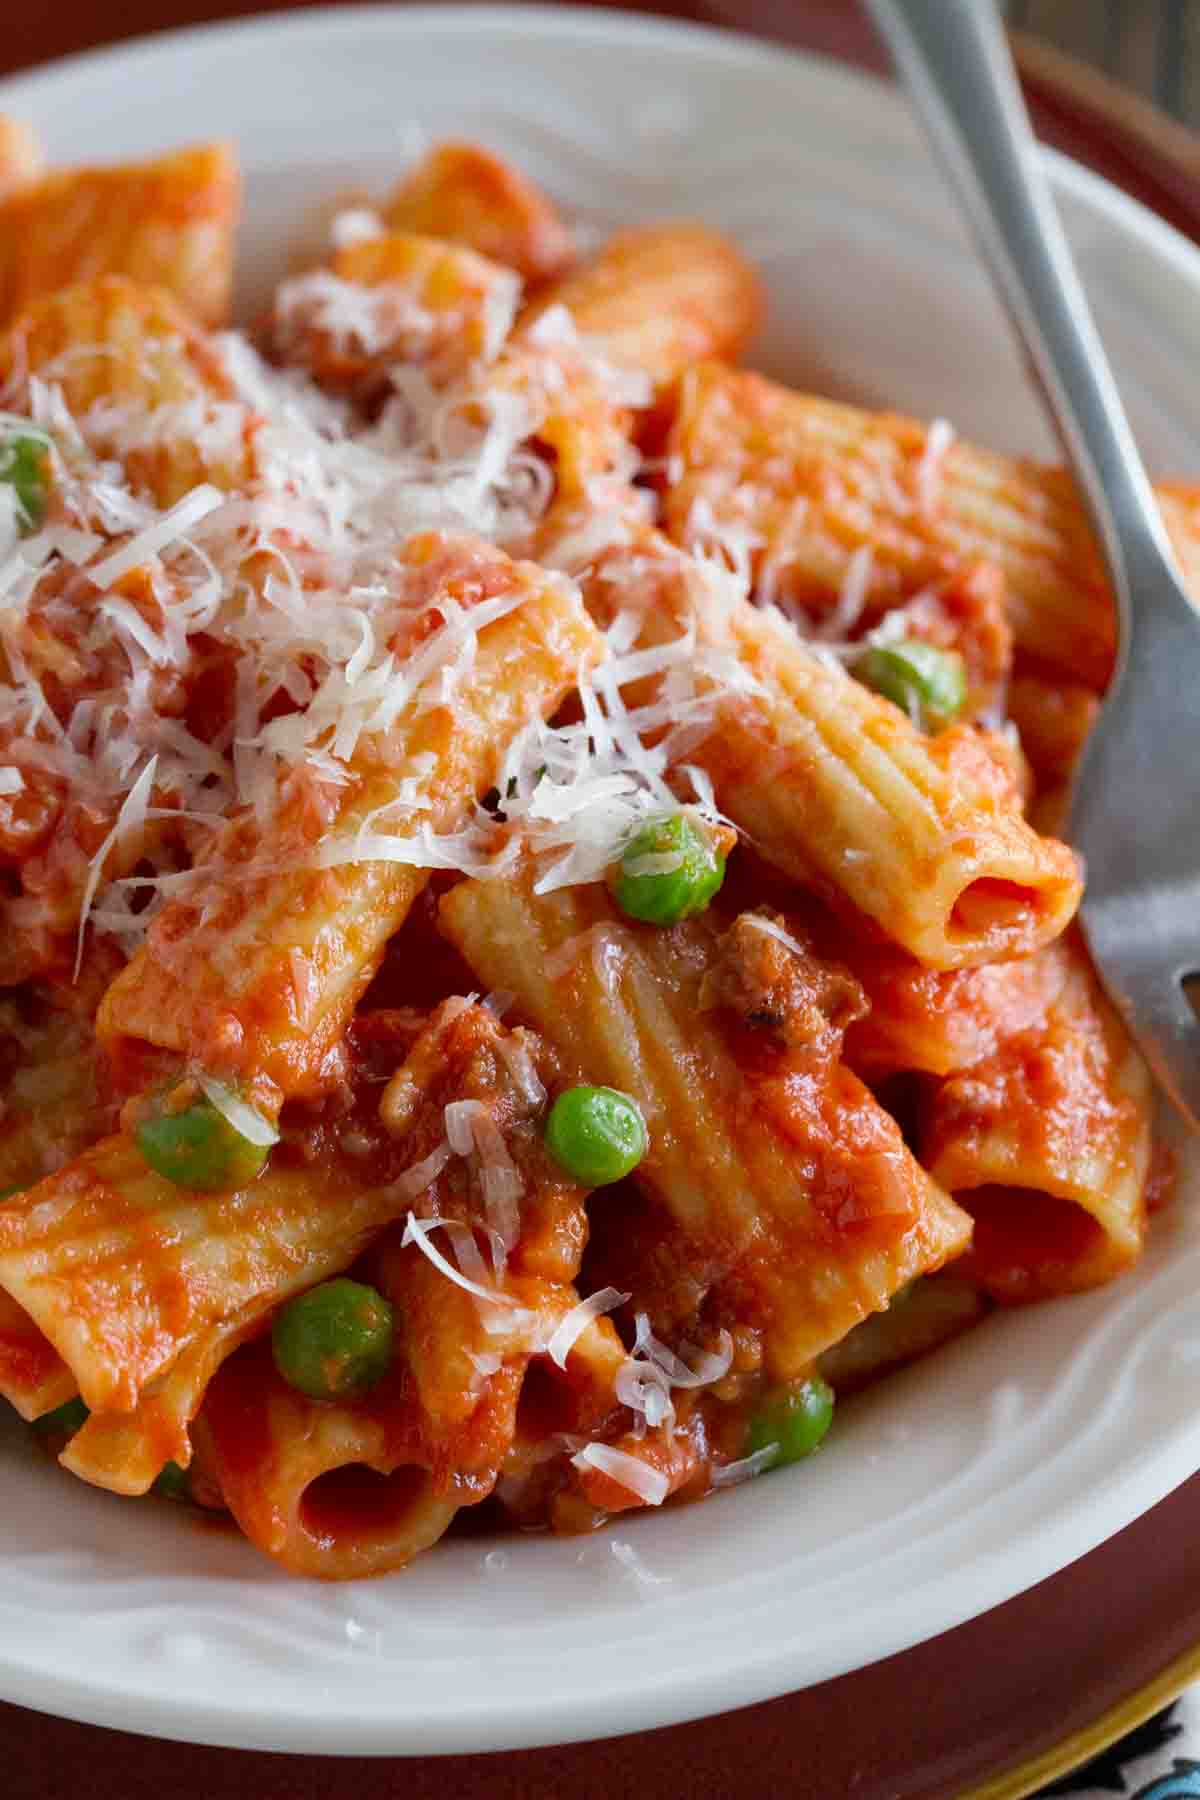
[0,275,255,505]
[274,231,521,389]
[441,879,973,1375]
[817,1272,988,1393]
[383,141,575,285]
[98,542,605,1095]
[921,940,1154,1299]
[663,363,1200,689]
[200,1210,530,1576]
[196,1341,465,1578]
[65,995,578,1494]
[0,142,239,330]
[0,1290,75,1422]
[581,532,1082,968]
[842,943,1067,1078]
[521,224,762,393]
[0,1133,421,1419]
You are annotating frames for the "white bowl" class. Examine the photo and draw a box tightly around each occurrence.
[2,2,1200,1756]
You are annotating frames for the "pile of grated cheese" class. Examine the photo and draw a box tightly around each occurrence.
[0,275,744,954]
[0,219,923,967]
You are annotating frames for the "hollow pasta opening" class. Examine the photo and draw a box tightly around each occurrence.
[298,1461,432,1547]
[949,878,1044,948]
[958,1184,1107,1302]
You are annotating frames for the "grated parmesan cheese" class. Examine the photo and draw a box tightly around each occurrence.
[546,1286,630,1369]
[391,1142,455,1199]
[571,1443,669,1507]
[631,1315,733,1389]
[329,208,386,250]
[494,1033,545,1109]
[914,416,955,517]
[85,484,224,589]
[72,757,158,980]
[444,1099,484,1156]
[710,1445,779,1489]
[0,252,747,959]
[437,1098,524,1253]
[741,912,807,960]
[816,543,874,642]
[401,1213,519,1309]
[196,1074,279,1147]
[613,1314,734,1439]
[610,1538,671,1591]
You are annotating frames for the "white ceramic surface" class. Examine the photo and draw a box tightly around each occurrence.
[2,3,1200,1757]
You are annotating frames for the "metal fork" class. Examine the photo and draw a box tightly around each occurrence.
[866,0,1200,1129]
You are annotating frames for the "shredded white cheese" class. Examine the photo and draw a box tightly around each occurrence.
[914,416,955,517]
[444,1099,484,1157]
[72,757,158,980]
[710,1445,779,1489]
[546,1286,630,1370]
[329,208,386,250]
[613,1315,734,1439]
[401,1213,519,1309]
[391,1142,455,1199]
[741,912,807,960]
[0,252,752,959]
[610,1538,671,1591]
[632,1315,733,1389]
[196,1074,279,1147]
[436,1099,524,1253]
[494,1034,545,1109]
[817,543,874,642]
[85,484,224,589]
[571,1443,669,1507]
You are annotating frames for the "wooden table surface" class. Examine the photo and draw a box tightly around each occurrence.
[5,5,1200,1797]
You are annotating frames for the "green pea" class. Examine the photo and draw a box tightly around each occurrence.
[746,1377,834,1468]
[855,639,967,732]
[135,1085,273,1192]
[153,1459,191,1502]
[31,1395,89,1438]
[613,813,727,927]
[1,432,50,530]
[544,1085,647,1187]
[272,1278,394,1401]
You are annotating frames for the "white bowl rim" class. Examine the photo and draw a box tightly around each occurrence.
[3,4,1200,1757]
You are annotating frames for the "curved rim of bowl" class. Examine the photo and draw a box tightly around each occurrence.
[4,3,1200,1757]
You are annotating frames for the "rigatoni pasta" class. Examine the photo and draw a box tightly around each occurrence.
[571,528,1082,967]
[383,140,576,286]
[0,129,1170,1578]
[921,939,1154,1300]
[97,540,604,1096]
[440,878,973,1375]
[0,141,238,329]
[0,1290,75,1422]
[661,361,1200,689]
[521,223,762,394]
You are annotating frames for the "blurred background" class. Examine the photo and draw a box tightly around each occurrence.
[12,1,1199,253]
[1010,0,1200,120]
[3,0,1200,124]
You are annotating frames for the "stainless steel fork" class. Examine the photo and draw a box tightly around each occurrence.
[867,0,1200,1128]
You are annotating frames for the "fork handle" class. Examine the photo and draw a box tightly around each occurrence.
[864,0,1190,667]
